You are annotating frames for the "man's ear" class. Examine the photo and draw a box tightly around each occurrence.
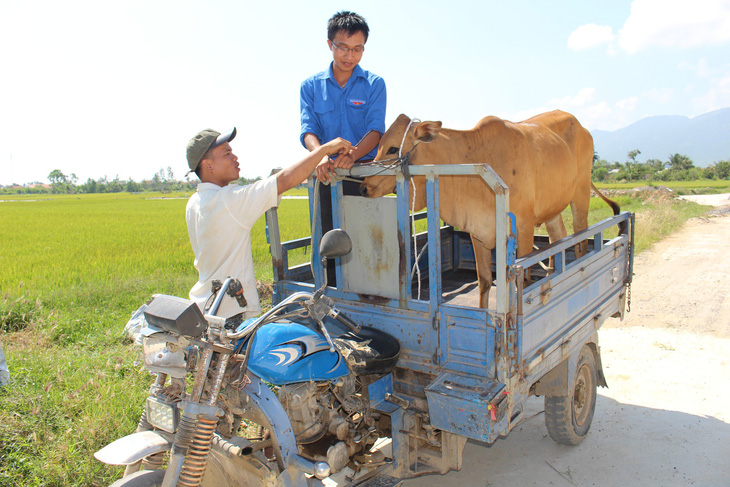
[414,121,442,142]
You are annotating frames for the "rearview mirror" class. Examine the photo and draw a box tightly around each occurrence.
[320,229,352,259]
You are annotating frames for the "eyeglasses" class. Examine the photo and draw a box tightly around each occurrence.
[330,41,365,55]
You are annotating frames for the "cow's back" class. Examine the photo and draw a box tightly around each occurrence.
[403,110,594,244]
[510,111,594,223]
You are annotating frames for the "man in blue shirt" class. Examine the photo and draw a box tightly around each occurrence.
[300,11,386,285]
[299,11,386,285]
[300,10,387,183]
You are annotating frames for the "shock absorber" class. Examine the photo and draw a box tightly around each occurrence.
[177,413,218,486]
[163,351,229,487]
[177,353,230,486]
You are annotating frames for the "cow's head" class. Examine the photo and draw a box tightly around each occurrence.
[360,114,443,199]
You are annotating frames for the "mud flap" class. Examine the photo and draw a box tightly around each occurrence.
[533,336,608,397]
[94,430,171,466]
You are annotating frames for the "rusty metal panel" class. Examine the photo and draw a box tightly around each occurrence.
[425,372,506,442]
[441,305,495,377]
[340,195,400,299]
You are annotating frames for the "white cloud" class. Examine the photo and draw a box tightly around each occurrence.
[643,87,676,104]
[578,101,614,130]
[507,108,550,123]
[616,96,639,112]
[693,73,730,114]
[678,57,716,78]
[504,88,618,130]
[568,24,615,50]
[619,0,730,53]
[547,88,597,108]
[506,89,599,124]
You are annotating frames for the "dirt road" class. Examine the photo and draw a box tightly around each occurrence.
[396,201,730,486]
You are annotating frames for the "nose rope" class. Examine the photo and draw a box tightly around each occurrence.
[353,118,422,178]
[399,118,421,158]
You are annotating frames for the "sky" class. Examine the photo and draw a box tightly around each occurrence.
[1,0,729,186]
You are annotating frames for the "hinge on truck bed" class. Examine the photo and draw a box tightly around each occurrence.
[540,286,552,305]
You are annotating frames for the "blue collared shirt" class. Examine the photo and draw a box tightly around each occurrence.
[300,63,386,161]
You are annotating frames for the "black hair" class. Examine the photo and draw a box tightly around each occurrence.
[327,11,369,42]
[194,146,215,180]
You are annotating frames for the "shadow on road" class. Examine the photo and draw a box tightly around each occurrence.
[401,394,729,486]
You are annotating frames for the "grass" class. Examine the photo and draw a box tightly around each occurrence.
[0,185,718,486]
[596,179,730,194]
[555,193,708,254]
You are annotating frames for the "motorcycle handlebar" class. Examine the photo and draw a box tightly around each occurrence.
[225,291,362,339]
[330,308,361,334]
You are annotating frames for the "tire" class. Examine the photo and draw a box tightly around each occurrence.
[109,469,165,487]
[544,345,597,445]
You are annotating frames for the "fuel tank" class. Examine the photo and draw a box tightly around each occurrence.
[239,321,349,385]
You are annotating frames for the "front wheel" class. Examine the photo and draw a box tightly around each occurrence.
[544,345,597,445]
[109,469,165,487]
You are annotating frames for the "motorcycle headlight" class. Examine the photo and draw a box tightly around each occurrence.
[142,335,187,378]
[146,397,179,433]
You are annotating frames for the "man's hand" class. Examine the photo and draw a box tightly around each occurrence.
[331,153,355,169]
[316,138,356,182]
[315,155,334,182]
[321,137,354,160]
[277,138,355,194]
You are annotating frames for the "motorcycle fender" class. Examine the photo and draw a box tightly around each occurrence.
[94,430,171,466]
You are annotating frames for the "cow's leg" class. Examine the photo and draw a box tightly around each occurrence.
[544,215,568,272]
[545,214,568,242]
[570,199,590,258]
[470,235,493,308]
[516,219,537,286]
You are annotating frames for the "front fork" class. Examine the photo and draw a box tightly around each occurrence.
[125,373,169,476]
[162,349,229,487]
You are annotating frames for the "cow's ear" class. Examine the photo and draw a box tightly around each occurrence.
[415,121,442,143]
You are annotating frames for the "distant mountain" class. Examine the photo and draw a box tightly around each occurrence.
[591,107,730,167]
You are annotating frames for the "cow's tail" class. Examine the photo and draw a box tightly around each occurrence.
[591,182,626,234]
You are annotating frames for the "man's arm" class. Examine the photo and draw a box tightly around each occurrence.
[276,138,353,195]
[300,80,323,150]
[303,132,322,152]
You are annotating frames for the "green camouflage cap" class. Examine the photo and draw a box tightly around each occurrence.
[186,127,237,173]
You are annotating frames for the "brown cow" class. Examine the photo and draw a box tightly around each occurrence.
[360,110,620,308]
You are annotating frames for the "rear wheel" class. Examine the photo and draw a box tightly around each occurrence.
[109,469,165,487]
[544,345,597,445]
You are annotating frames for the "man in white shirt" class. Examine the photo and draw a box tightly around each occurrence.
[185,127,352,320]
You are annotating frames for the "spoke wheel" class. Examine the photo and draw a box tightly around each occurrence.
[109,469,165,487]
[544,345,598,445]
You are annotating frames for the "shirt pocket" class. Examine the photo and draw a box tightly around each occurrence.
[314,97,334,115]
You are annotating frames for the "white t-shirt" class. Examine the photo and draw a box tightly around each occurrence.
[186,176,279,319]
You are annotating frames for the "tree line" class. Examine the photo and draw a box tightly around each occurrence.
[4,153,729,195]
[592,151,730,182]
[2,167,262,195]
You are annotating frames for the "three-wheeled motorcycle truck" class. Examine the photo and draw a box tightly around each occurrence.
[95,162,634,486]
